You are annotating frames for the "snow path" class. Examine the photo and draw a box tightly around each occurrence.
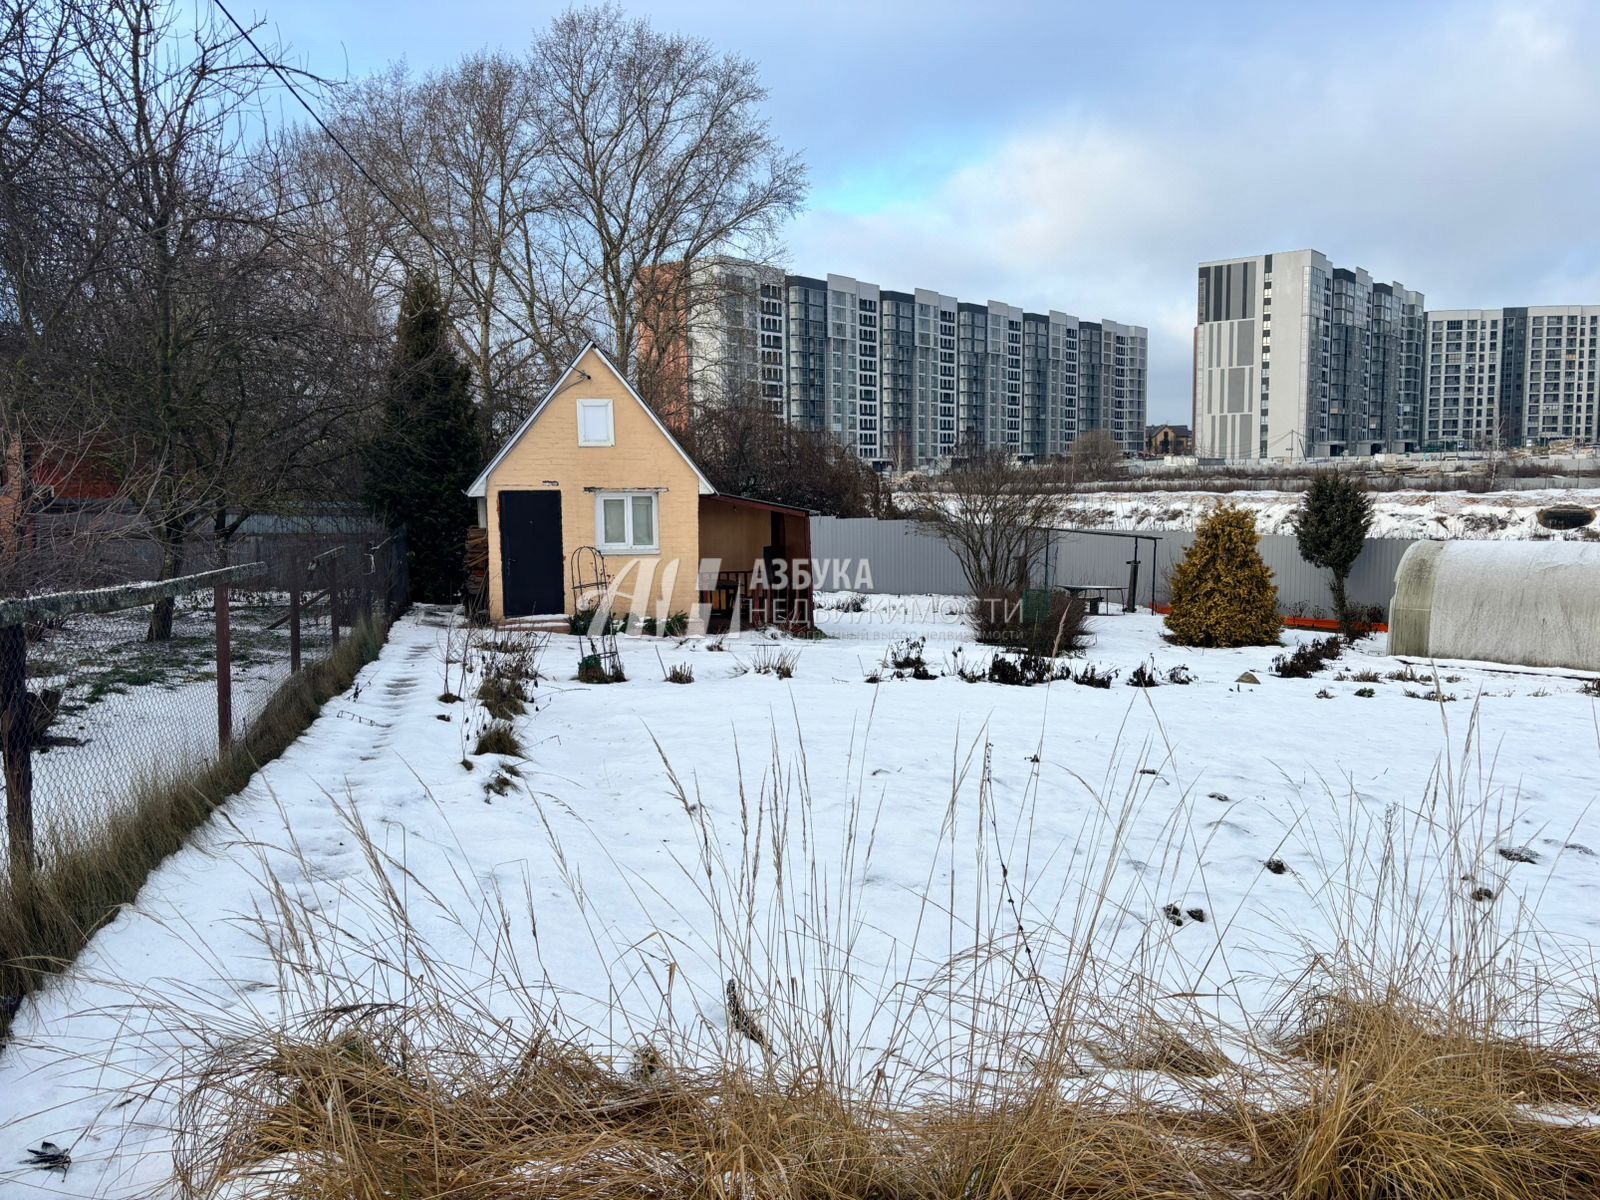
[3,599,1600,1196]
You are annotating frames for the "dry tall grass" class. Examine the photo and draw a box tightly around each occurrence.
[0,614,391,1046]
[48,690,1600,1197]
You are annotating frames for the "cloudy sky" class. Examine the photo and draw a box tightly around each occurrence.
[261,0,1599,422]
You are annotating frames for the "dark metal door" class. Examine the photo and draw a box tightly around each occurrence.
[499,491,563,616]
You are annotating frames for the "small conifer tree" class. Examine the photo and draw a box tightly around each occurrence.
[1292,474,1374,638]
[366,274,482,603]
[1165,502,1281,647]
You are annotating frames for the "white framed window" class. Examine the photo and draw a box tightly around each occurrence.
[595,491,658,552]
[576,398,615,446]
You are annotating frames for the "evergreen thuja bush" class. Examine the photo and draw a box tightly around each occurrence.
[1164,503,1281,647]
[1291,473,1374,638]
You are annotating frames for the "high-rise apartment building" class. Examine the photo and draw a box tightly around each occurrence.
[671,261,1146,470]
[1424,307,1600,450]
[1193,250,1425,460]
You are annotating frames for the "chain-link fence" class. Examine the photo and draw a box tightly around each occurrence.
[0,532,407,863]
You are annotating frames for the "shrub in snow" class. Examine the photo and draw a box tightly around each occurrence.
[1164,502,1281,648]
[638,612,690,637]
[569,606,622,636]
[1271,635,1343,678]
[476,673,527,719]
[472,722,522,757]
[973,588,1089,657]
[947,647,986,683]
[882,637,932,679]
[1071,663,1117,688]
[748,646,798,678]
[1127,661,1160,688]
[577,653,625,684]
[985,651,1069,686]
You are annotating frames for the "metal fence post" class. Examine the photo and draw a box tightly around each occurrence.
[288,556,302,673]
[216,583,232,750]
[0,623,34,864]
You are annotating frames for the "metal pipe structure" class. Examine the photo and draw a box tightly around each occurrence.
[1041,527,1162,613]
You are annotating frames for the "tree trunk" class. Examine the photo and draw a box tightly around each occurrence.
[146,509,187,642]
[1331,572,1351,641]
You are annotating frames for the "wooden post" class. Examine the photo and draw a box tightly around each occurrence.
[0,623,34,865]
[328,552,341,651]
[216,583,232,750]
[288,557,302,673]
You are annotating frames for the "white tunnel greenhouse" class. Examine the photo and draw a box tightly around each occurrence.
[1388,540,1600,671]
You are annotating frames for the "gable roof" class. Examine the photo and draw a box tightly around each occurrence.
[466,341,715,498]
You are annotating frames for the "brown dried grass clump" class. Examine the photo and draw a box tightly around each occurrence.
[472,722,522,757]
[147,701,1600,1200]
[0,615,391,1046]
[181,1015,911,1200]
[182,1014,1230,1200]
[1286,993,1600,1110]
[475,672,527,719]
[175,985,1600,1200]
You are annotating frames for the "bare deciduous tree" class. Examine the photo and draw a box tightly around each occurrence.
[281,6,805,443]
[282,58,569,451]
[1,0,382,628]
[681,381,889,518]
[0,0,148,594]
[2,0,807,620]
[903,453,1066,598]
[1068,428,1125,484]
[526,5,805,405]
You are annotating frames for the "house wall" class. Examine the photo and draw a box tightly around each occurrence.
[698,500,771,569]
[484,346,705,620]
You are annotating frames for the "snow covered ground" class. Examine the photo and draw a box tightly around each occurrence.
[1063,486,1600,540]
[5,598,324,852]
[4,597,1600,1195]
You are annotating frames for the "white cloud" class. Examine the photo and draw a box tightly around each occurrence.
[785,0,1600,421]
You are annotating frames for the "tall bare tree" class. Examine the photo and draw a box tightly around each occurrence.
[0,0,382,627]
[526,4,804,405]
[285,5,806,435]
[282,58,570,451]
[0,0,145,593]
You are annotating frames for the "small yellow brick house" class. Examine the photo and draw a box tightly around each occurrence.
[467,342,814,628]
